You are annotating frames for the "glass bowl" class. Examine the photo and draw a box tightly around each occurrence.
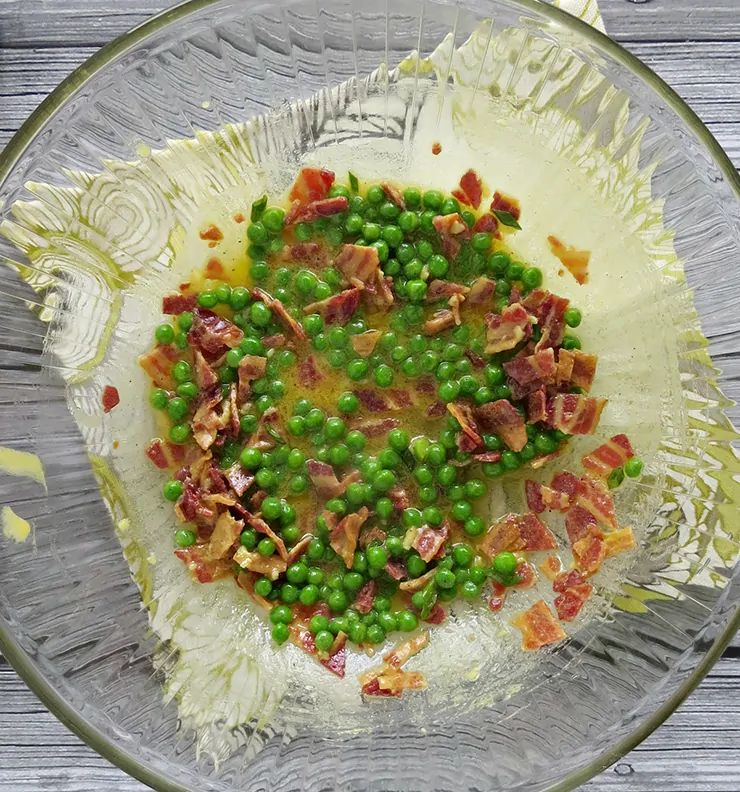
[1,1,739,790]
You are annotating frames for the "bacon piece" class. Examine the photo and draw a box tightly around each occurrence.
[236,354,267,403]
[474,399,527,452]
[335,244,381,285]
[424,602,447,624]
[525,480,570,514]
[162,293,196,314]
[352,417,400,438]
[208,511,243,559]
[199,224,223,242]
[573,534,608,576]
[551,471,580,496]
[432,213,471,260]
[246,406,284,451]
[350,329,381,358]
[447,402,483,450]
[472,451,501,463]
[381,182,406,209]
[191,349,217,390]
[245,512,288,560]
[237,571,274,610]
[227,382,240,437]
[233,546,287,579]
[479,511,556,557]
[286,534,314,566]
[511,599,566,651]
[286,196,348,225]
[546,394,607,435]
[575,475,618,530]
[527,389,547,424]
[383,632,429,669]
[175,544,232,583]
[523,290,569,351]
[363,670,427,697]
[288,167,334,204]
[553,570,586,593]
[251,288,307,341]
[330,506,369,568]
[473,215,498,236]
[146,438,193,470]
[565,505,601,546]
[304,287,362,325]
[582,434,635,478]
[292,355,323,390]
[604,526,636,556]
[188,308,243,356]
[489,586,507,613]
[262,333,286,349]
[504,348,557,399]
[102,385,120,413]
[399,567,437,592]
[484,303,533,354]
[452,169,483,209]
[139,343,179,389]
[354,389,390,413]
[284,242,325,268]
[224,464,254,497]
[385,559,407,580]
[525,480,545,514]
[426,401,446,418]
[466,276,496,306]
[555,583,594,622]
[361,677,400,698]
[556,349,575,388]
[425,280,469,302]
[359,526,387,549]
[320,632,348,677]
[569,350,598,392]
[423,309,455,336]
[191,385,229,451]
[388,389,414,409]
[491,191,521,221]
[366,273,395,307]
[539,554,563,581]
[412,521,450,562]
[354,580,376,614]
[146,440,169,469]
[548,235,590,285]
[306,459,358,499]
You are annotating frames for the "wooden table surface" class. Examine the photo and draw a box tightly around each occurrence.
[1,0,739,789]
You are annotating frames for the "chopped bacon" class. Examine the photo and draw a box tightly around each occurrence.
[425,280,470,302]
[388,389,414,409]
[354,389,390,413]
[388,486,410,510]
[294,355,324,390]
[224,464,254,497]
[146,438,193,470]
[484,303,533,354]
[527,389,547,424]
[320,632,348,677]
[102,385,120,413]
[304,287,362,325]
[539,554,563,581]
[569,350,598,392]
[381,183,406,209]
[199,224,223,242]
[472,451,501,463]
[525,480,571,514]
[233,546,288,578]
[361,677,400,698]
[285,196,348,225]
[525,480,545,513]
[511,599,566,651]
[449,293,464,326]
[188,308,243,356]
[551,471,580,496]
[250,489,268,510]
[208,511,243,559]
[237,354,267,403]
[573,534,608,576]
[603,526,636,556]
[363,670,427,697]
[288,167,334,204]
[367,273,395,307]
[399,567,437,592]
[162,293,196,314]
[360,526,387,549]
[473,213,498,234]
[565,505,601,546]
[491,191,521,221]
[465,349,486,370]
[193,349,218,390]
[247,406,285,450]
[426,401,447,418]
[145,439,169,470]
[556,349,575,388]
[523,290,569,351]
[245,512,288,560]
[251,288,307,341]
[350,329,381,358]
[489,586,506,613]
[191,385,229,451]
[412,521,450,562]
[553,570,586,593]
[474,399,527,452]
[555,583,593,622]
[548,235,590,285]
[383,632,429,669]
[575,475,618,530]
[432,213,471,260]
[335,244,380,285]
[228,382,240,437]
[467,276,496,306]
[354,580,376,614]
[286,534,314,566]
[431,142,442,155]
[306,459,359,499]
[330,506,369,568]
[285,242,325,267]
[237,571,274,610]
[546,394,607,435]
[139,343,179,389]
[424,602,447,625]
[262,333,286,349]
[582,434,635,478]
[447,402,483,450]
[479,511,557,557]
[451,169,483,209]
[385,559,407,580]
[352,417,400,438]
[423,309,455,336]
[175,544,232,583]
[504,348,557,399]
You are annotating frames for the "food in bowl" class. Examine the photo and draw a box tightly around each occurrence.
[139,165,642,695]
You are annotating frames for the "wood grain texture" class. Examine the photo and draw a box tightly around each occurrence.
[0,0,739,790]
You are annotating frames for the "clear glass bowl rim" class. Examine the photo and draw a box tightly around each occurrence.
[0,1,739,790]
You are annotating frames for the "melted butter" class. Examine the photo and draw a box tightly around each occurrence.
[2,505,31,543]
[0,446,46,489]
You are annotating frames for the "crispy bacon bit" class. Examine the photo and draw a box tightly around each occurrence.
[383,632,429,669]
[565,505,601,547]
[525,480,571,514]
[335,244,381,285]
[293,355,324,391]
[354,389,390,413]
[286,534,314,566]
[412,521,450,562]
[192,386,229,451]
[306,459,358,499]
[162,293,196,314]
[573,534,608,576]
[491,191,521,221]
[188,309,244,356]
[288,167,335,204]
[475,399,527,452]
[352,417,400,438]
[556,349,575,387]
[385,559,407,580]
[175,545,232,583]
[546,394,607,435]
[285,196,349,225]
[575,475,617,530]
[330,506,369,568]
[208,511,243,559]
[102,385,120,413]
[523,289,569,351]
[381,183,406,209]
[451,169,484,209]
[354,581,376,614]
[246,512,288,560]
[548,235,590,285]
[424,602,447,624]
[472,451,501,463]
[364,669,427,697]
[555,583,594,621]
[252,288,307,341]
[399,567,436,592]
[568,350,598,392]
[447,402,483,450]
[199,224,223,242]
[551,471,580,495]
[350,329,381,358]
[465,349,486,369]
[473,213,498,234]
[304,287,362,325]
[367,273,395,307]
[247,407,285,450]
[139,343,179,389]
[320,632,348,677]
[604,526,637,556]
[539,554,563,581]
[467,276,496,306]
[262,333,286,349]
[504,348,557,399]
[237,354,267,403]
[286,241,324,266]
[479,511,557,557]
[511,599,566,651]
[527,389,547,424]
[553,569,585,593]
[237,571,274,610]
[432,213,471,260]
[426,401,447,418]
[582,434,635,478]
[192,349,218,390]
[224,464,254,497]
[489,587,506,613]
[530,450,564,470]
[484,303,533,354]
[234,212,245,224]
[233,547,288,579]
[448,293,463,326]
[360,525,385,549]
[431,141,442,155]
[425,280,470,302]
[146,439,172,469]
[424,308,456,336]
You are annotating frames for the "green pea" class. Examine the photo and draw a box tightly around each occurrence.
[562,335,581,350]
[493,551,518,576]
[398,211,419,234]
[406,279,427,303]
[624,457,643,478]
[451,500,473,521]
[305,408,325,430]
[171,360,192,384]
[522,267,543,290]
[471,232,492,252]
[294,222,313,241]
[250,260,269,281]
[169,423,191,444]
[374,364,394,388]
[500,450,520,471]
[419,209,436,233]
[461,210,476,227]
[380,201,401,221]
[328,590,349,613]
[452,543,474,568]
[255,468,277,489]
[486,250,510,275]
[463,516,485,537]
[465,479,487,500]
[176,311,194,332]
[281,583,300,604]
[422,189,443,210]
[565,307,582,328]
[367,185,385,205]
[403,187,421,208]
[534,432,557,455]
[150,388,168,410]
[438,379,460,403]
[346,357,369,381]
[155,323,175,345]
[197,291,218,309]
[250,301,272,327]
[327,349,346,369]
[363,222,381,242]
[383,225,403,248]
[435,568,456,589]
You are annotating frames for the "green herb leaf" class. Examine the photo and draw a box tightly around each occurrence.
[607,465,625,490]
[489,570,523,587]
[492,210,521,230]
[419,582,438,620]
[349,172,359,194]
[251,195,268,223]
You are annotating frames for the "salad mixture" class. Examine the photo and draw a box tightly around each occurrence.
[139,166,642,697]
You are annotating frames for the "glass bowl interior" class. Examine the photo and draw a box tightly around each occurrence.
[1,1,740,791]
